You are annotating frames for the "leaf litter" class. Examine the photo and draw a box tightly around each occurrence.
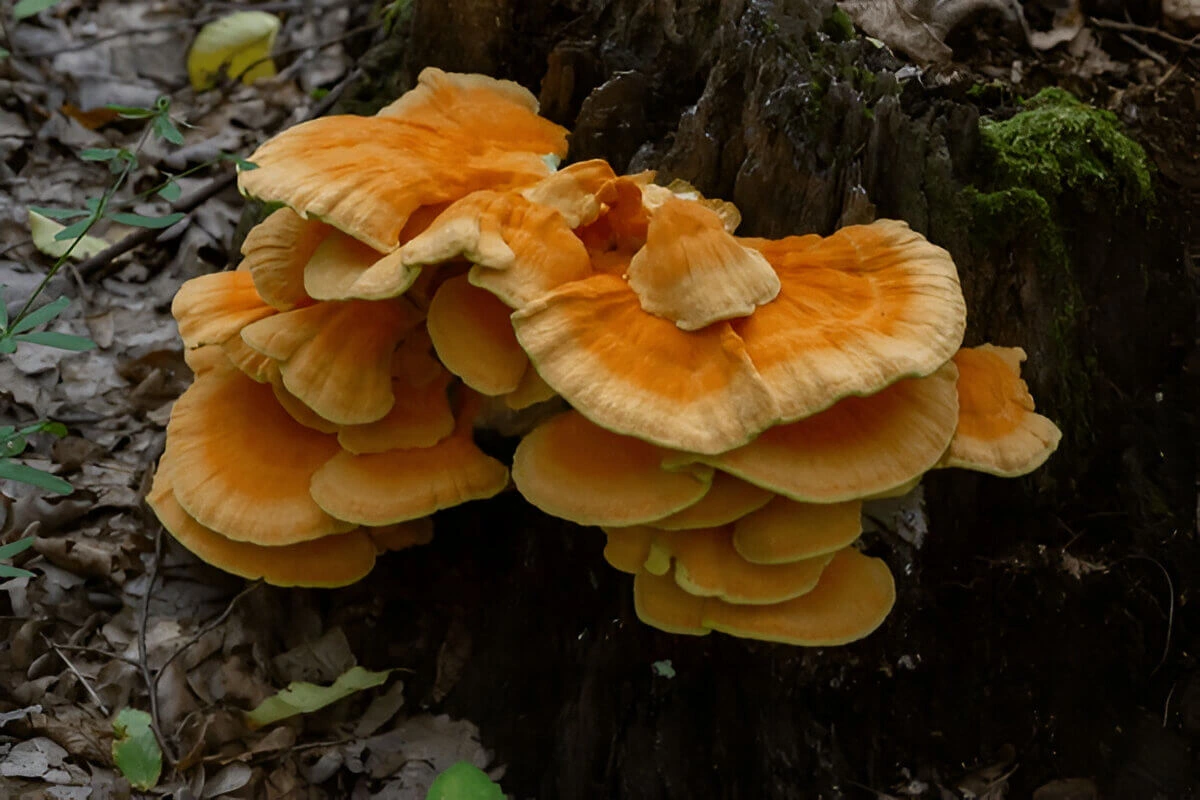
[0,1,502,797]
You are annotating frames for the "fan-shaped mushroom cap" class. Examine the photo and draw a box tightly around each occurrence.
[239,68,567,252]
[628,198,779,331]
[518,159,620,227]
[221,336,279,383]
[270,378,340,434]
[640,179,741,233]
[737,219,966,421]
[941,345,1062,476]
[309,394,509,526]
[511,410,713,526]
[657,526,836,604]
[427,275,527,395]
[241,298,422,425]
[172,271,276,349]
[239,207,323,310]
[512,272,779,454]
[649,473,773,531]
[163,360,353,545]
[337,368,455,454]
[685,361,958,501]
[148,475,375,588]
[602,527,656,574]
[731,497,863,565]
[400,189,592,309]
[634,547,895,645]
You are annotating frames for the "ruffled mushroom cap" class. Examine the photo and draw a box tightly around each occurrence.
[656,527,836,604]
[239,68,568,252]
[634,547,895,645]
[221,336,279,383]
[309,393,509,526]
[737,219,966,421]
[399,189,593,309]
[640,179,741,234]
[688,361,959,502]
[427,274,527,395]
[241,297,422,425]
[503,364,557,410]
[337,367,455,454]
[627,198,780,331]
[648,473,773,531]
[162,358,353,545]
[239,207,324,310]
[270,378,340,434]
[511,410,713,526]
[602,526,656,574]
[941,345,1062,476]
[172,270,276,349]
[731,497,863,565]
[148,473,376,588]
[518,159,621,227]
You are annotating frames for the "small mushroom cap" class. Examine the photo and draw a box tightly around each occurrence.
[512,273,779,454]
[634,547,895,645]
[731,497,863,565]
[309,394,509,526]
[575,176,651,256]
[148,476,376,588]
[649,473,774,530]
[367,518,434,554]
[239,68,567,252]
[337,368,455,454]
[737,219,967,421]
[239,207,323,309]
[941,345,1062,476]
[172,271,276,349]
[162,360,353,545]
[241,298,422,425]
[655,526,836,605]
[504,364,557,411]
[400,189,593,309]
[511,410,713,526]
[518,159,620,227]
[640,179,741,234]
[221,336,279,383]
[690,361,959,502]
[627,198,780,331]
[602,527,656,574]
[427,274,527,395]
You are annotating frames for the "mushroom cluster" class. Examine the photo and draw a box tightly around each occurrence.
[150,69,1061,645]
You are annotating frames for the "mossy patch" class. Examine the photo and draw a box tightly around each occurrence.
[964,88,1155,446]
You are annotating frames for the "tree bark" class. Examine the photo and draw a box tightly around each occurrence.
[334,2,1198,796]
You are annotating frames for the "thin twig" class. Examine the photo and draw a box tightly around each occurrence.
[1124,554,1175,675]
[138,528,179,767]
[153,580,261,689]
[1091,17,1200,50]
[43,636,110,716]
[1118,33,1169,66]
[52,643,143,669]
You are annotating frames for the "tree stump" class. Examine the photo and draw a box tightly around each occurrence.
[327,1,1198,796]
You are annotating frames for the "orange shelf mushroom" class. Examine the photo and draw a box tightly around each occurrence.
[941,345,1063,476]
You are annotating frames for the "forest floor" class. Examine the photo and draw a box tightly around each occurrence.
[0,1,1197,799]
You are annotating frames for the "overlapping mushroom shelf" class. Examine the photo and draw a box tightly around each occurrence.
[151,68,1062,645]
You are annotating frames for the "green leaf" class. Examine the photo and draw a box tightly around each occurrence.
[0,564,35,579]
[156,181,182,202]
[10,296,69,334]
[0,47,9,61]
[28,205,89,221]
[2,434,27,457]
[0,537,35,560]
[109,212,184,229]
[14,331,96,351]
[111,709,162,791]
[0,286,7,330]
[80,148,122,162]
[246,666,392,728]
[36,421,68,438]
[0,338,15,354]
[426,763,505,800]
[224,154,258,171]
[152,115,184,145]
[53,219,93,242]
[13,0,65,20]
[0,461,72,494]
[28,211,108,260]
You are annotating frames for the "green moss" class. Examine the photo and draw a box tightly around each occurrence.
[824,6,856,42]
[978,88,1153,212]
[964,89,1155,445]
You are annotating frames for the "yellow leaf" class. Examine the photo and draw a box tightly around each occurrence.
[187,11,281,91]
[28,211,109,260]
[245,666,392,729]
